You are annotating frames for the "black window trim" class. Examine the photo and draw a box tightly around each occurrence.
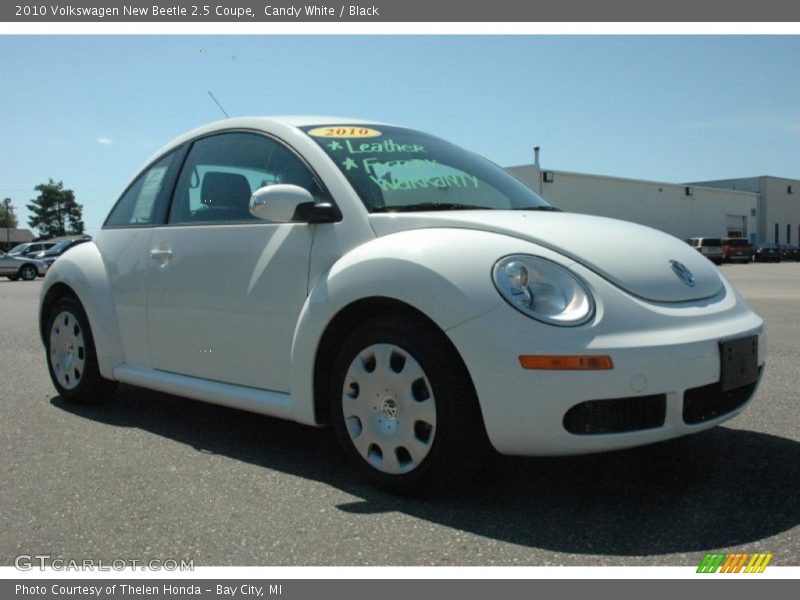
[102,127,339,230]
[162,128,338,228]
[102,143,189,230]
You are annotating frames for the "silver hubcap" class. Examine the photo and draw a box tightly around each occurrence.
[49,311,86,391]
[21,266,35,280]
[342,343,437,475]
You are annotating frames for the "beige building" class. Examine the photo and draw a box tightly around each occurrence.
[1,228,34,252]
[507,160,796,245]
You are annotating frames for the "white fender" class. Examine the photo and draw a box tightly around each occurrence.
[289,227,545,425]
[39,242,123,379]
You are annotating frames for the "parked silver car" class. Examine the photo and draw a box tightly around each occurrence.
[0,251,48,280]
[8,241,57,258]
[34,238,91,267]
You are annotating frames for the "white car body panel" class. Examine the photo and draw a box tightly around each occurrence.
[370,212,723,302]
[40,241,124,377]
[113,365,293,420]
[146,222,313,392]
[93,229,153,370]
[289,228,539,424]
[40,116,766,456]
[448,267,764,454]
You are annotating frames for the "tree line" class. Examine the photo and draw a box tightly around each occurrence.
[1,179,85,239]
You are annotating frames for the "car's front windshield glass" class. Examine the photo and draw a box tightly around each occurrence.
[301,124,552,213]
[8,244,27,254]
[46,241,70,254]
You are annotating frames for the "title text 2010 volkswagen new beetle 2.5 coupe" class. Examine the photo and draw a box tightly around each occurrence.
[39,118,765,493]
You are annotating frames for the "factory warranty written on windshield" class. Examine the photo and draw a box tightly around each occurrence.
[301,124,552,213]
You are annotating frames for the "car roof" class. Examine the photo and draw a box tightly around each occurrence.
[174,116,391,140]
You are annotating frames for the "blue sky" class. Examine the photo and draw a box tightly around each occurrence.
[1,35,798,235]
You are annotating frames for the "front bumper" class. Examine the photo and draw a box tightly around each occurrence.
[446,269,765,456]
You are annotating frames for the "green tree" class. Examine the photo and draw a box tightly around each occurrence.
[1,198,18,229]
[26,179,85,238]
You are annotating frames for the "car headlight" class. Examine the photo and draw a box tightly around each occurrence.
[492,255,594,326]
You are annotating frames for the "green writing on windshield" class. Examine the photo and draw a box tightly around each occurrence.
[370,173,480,191]
[343,139,426,154]
[363,157,480,191]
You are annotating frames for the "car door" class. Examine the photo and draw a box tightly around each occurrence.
[0,253,14,275]
[146,131,319,392]
[94,147,185,368]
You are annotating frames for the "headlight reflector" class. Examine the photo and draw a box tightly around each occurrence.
[493,255,594,326]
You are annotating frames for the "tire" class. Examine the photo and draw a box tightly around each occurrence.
[329,314,488,495]
[18,264,37,281]
[45,296,118,404]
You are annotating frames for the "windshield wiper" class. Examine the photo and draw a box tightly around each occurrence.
[512,205,563,212]
[372,202,483,213]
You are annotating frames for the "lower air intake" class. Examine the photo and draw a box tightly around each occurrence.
[682,367,762,425]
[563,394,667,435]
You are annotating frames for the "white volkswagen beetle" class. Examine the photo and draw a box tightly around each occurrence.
[39,117,765,493]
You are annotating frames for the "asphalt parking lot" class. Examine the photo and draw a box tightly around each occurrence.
[1,263,798,567]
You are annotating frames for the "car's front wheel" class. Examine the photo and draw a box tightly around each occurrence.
[45,296,118,404]
[18,264,37,280]
[330,314,487,494]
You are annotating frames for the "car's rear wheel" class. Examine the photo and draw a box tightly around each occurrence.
[330,314,487,494]
[45,296,118,404]
[19,264,37,280]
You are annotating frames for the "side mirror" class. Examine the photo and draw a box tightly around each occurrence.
[249,184,340,224]
[250,184,314,223]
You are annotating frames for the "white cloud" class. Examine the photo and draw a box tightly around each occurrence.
[97,137,114,145]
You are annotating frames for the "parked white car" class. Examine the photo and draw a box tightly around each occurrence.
[39,117,765,492]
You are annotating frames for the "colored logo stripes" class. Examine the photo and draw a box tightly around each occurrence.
[697,552,773,573]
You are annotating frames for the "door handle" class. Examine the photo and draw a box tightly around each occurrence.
[149,249,173,260]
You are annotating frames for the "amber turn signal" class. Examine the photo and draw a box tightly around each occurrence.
[518,355,614,370]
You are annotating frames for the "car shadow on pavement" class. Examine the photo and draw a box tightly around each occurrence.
[52,384,800,558]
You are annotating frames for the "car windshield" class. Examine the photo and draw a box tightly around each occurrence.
[301,124,552,213]
[8,243,28,254]
[702,239,722,246]
[44,240,73,255]
[726,239,750,247]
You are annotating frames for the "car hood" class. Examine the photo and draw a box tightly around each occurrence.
[369,211,724,303]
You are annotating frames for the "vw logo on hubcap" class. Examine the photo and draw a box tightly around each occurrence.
[382,398,399,420]
[670,260,695,286]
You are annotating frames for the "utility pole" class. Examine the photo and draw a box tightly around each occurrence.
[3,198,10,251]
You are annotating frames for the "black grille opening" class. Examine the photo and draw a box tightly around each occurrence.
[683,367,762,425]
[563,394,667,435]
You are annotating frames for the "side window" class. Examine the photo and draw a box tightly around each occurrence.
[168,132,321,225]
[105,150,178,227]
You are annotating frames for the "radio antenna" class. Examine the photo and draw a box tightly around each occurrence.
[207,90,230,118]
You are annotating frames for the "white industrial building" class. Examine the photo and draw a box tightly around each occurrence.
[688,176,799,246]
[507,158,798,245]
